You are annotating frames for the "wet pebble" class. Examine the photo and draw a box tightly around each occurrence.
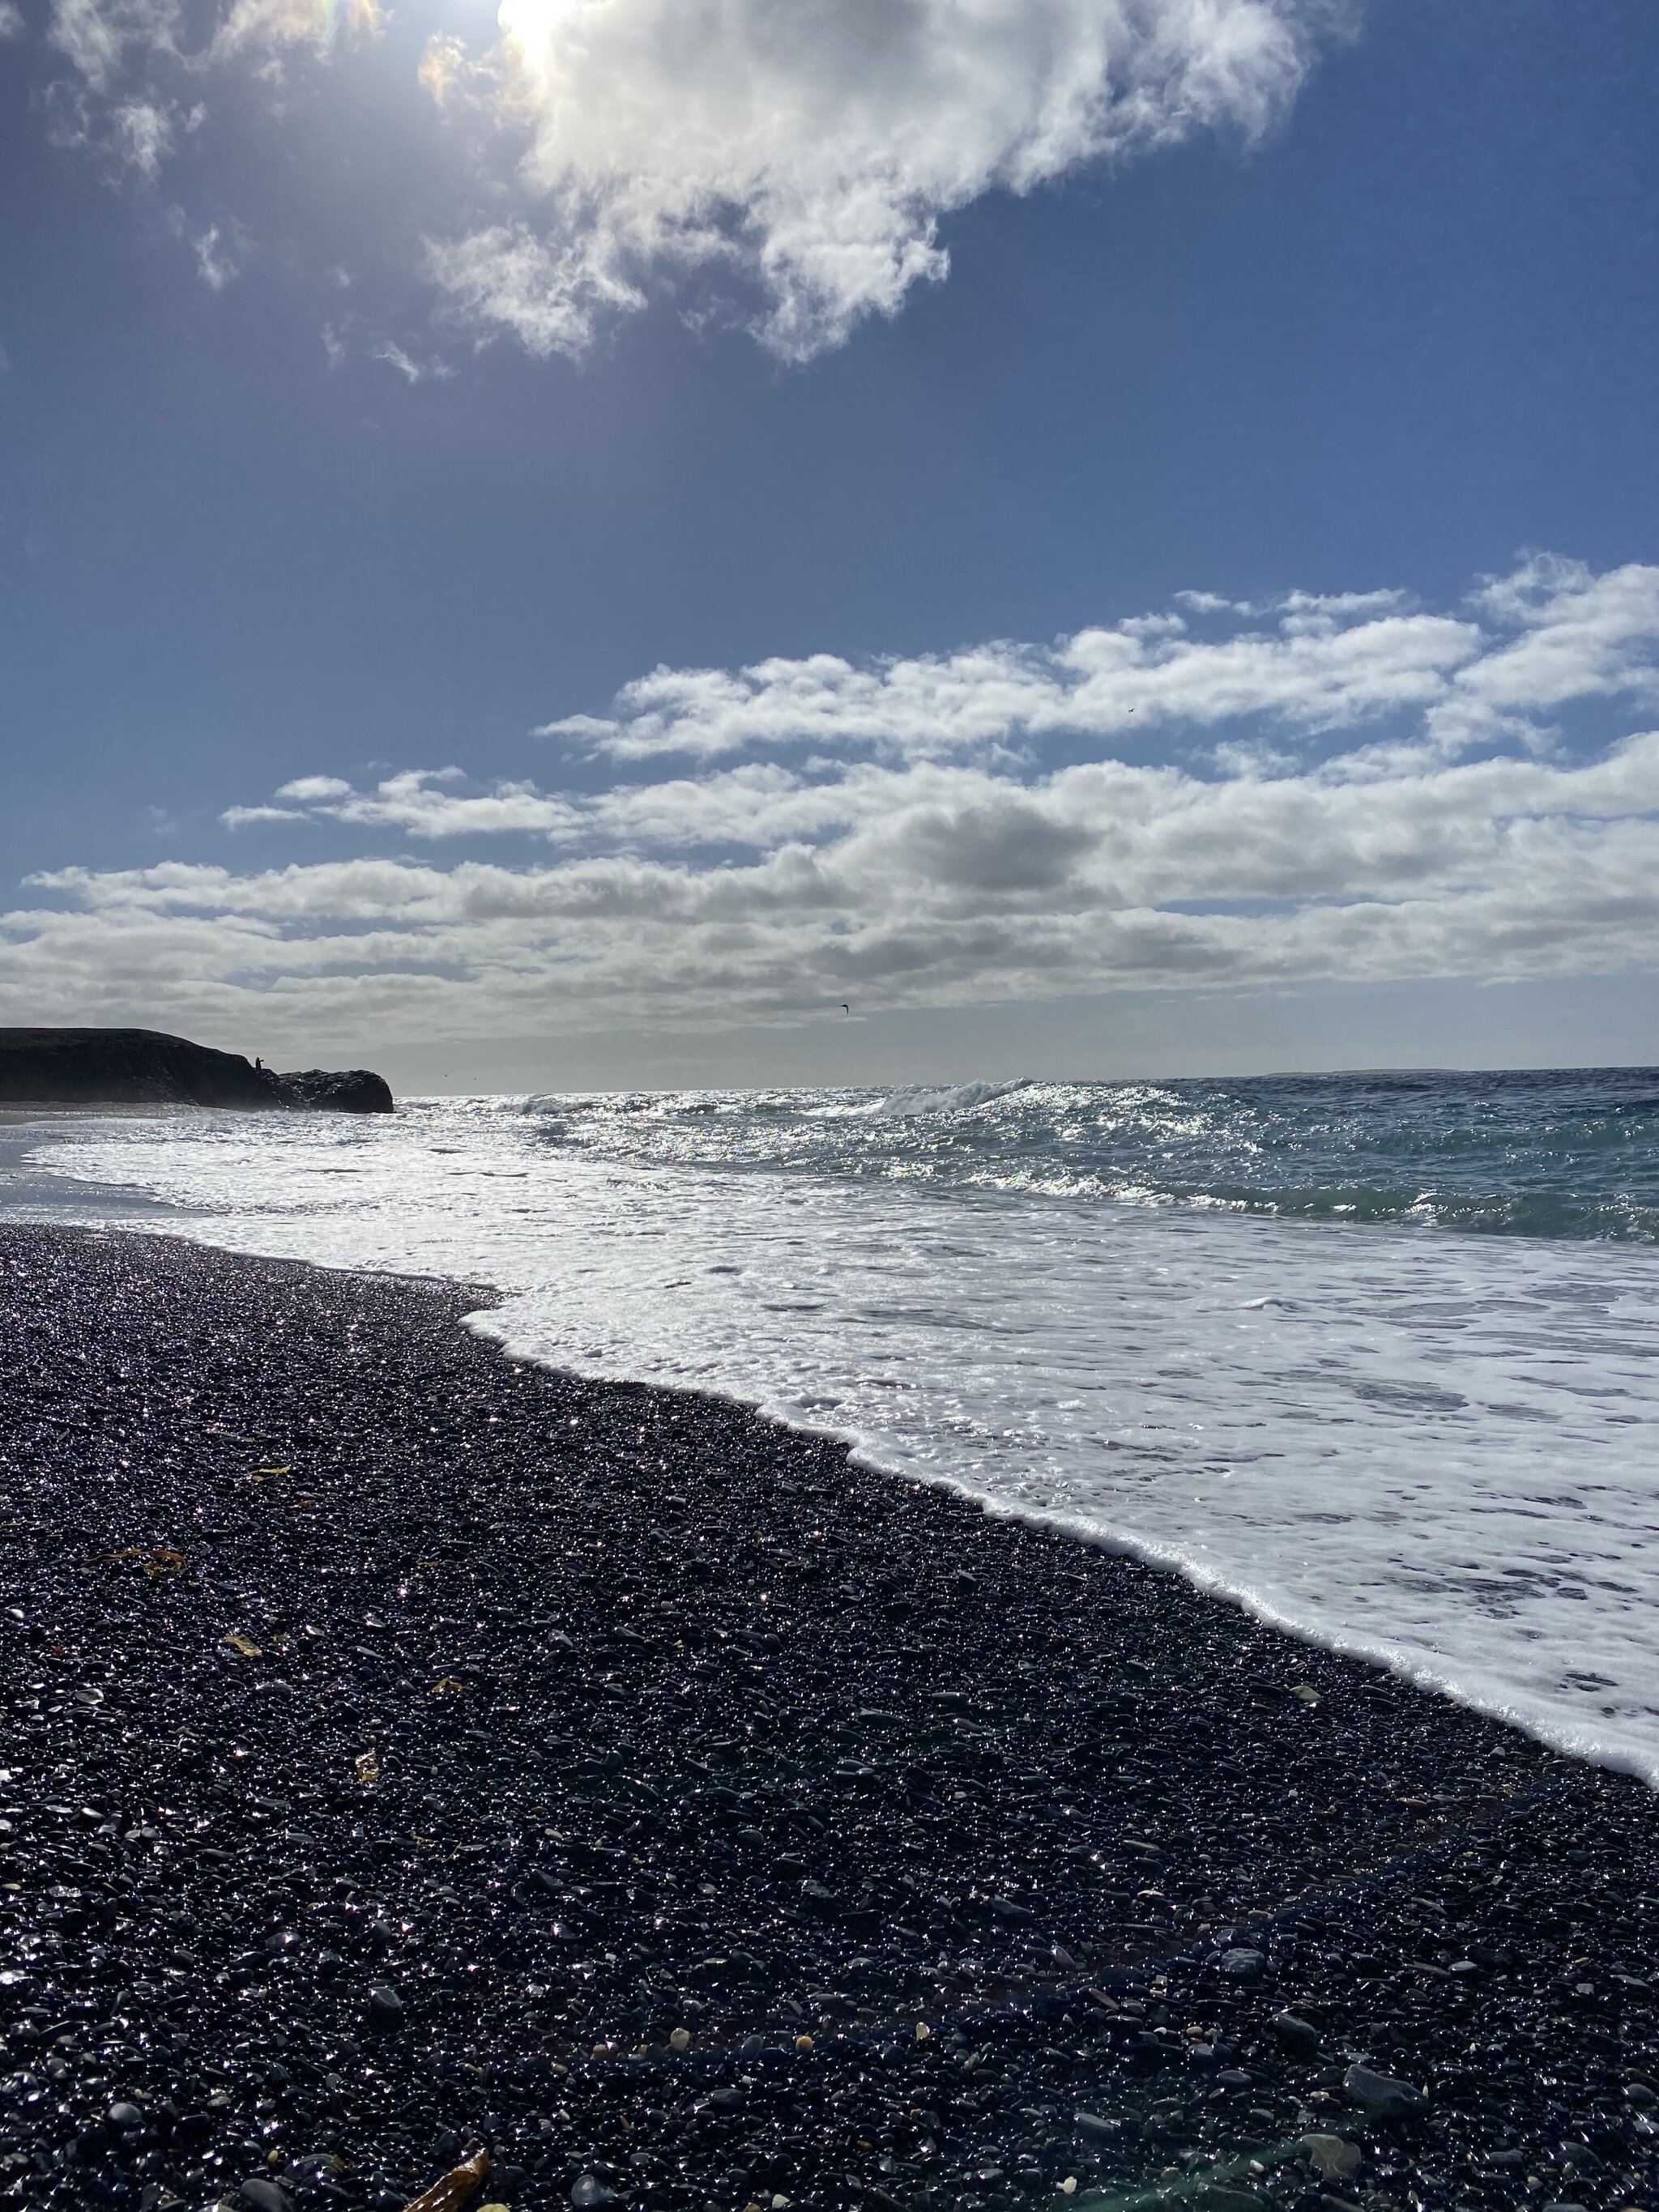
[239,2180,294,2212]
[1219,1947,1265,1979]
[0,1225,1655,2212]
[1343,2061,1425,2119]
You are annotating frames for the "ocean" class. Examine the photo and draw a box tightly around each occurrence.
[5,1066,1658,1782]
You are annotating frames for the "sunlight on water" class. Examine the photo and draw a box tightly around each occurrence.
[524,1068,1659,1236]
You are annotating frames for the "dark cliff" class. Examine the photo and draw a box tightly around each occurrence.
[0,1029,394,1113]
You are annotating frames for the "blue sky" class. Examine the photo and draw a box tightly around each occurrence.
[4,0,1659,1085]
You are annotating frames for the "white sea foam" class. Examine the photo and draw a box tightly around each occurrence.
[870,1079,1034,1119]
[7,1093,1659,1782]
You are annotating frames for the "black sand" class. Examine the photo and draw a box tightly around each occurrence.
[0,1225,1655,2212]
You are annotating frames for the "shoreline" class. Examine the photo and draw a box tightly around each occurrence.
[15,1099,1659,1792]
[0,1223,1655,2212]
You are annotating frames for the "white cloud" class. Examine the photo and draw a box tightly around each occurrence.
[1172,590,1241,615]
[14,556,1659,1051]
[374,342,423,384]
[49,0,179,91]
[211,0,382,60]
[428,0,1347,361]
[1427,554,1659,753]
[424,222,647,366]
[36,0,1351,362]
[371,341,458,385]
[0,2,26,36]
[275,774,355,802]
[193,219,243,288]
[538,565,1659,766]
[416,28,500,112]
[112,95,172,175]
[228,767,586,840]
[221,804,306,826]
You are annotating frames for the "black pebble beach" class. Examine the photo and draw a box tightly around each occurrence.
[2,1223,1657,2212]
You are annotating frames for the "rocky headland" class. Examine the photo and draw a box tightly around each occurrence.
[0,1030,393,1114]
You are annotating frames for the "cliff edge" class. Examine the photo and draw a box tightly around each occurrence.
[0,1029,394,1113]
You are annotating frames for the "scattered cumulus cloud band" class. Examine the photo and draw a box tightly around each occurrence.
[10,556,1659,1049]
[34,0,1349,358]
